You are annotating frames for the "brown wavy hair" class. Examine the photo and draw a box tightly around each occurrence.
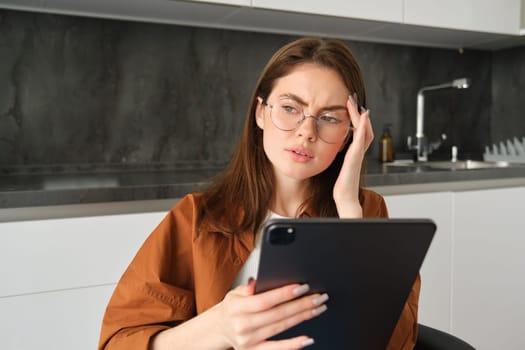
[199,37,367,235]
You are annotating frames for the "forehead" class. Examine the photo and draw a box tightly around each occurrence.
[270,63,349,103]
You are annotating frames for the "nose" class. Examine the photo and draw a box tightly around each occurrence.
[295,115,318,142]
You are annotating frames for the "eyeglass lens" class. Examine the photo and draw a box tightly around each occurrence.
[268,98,351,143]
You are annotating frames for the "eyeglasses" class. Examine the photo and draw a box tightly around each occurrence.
[262,98,352,144]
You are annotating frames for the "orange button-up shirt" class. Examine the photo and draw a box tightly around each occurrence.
[99,190,420,350]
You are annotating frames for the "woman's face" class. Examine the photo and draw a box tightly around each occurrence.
[256,62,351,182]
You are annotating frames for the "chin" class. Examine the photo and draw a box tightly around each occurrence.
[282,167,324,181]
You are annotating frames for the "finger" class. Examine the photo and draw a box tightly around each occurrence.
[229,278,257,298]
[244,293,329,332]
[249,302,327,344]
[232,283,311,314]
[347,94,361,129]
[357,109,374,149]
[252,336,315,350]
[247,277,256,295]
[365,113,374,148]
[346,109,370,157]
[347,94,371,138]
[222,289,324,348]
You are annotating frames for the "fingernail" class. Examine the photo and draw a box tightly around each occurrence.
[293,284,310,296]
[312,293,329,306]
[348,94,356,105]
[302,338,315,347]
[312,304,328,316]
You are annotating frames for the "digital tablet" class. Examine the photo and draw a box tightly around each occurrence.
[247,218,436,349]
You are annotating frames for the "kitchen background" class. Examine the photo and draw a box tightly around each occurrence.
[1,8,524,168]
[2,5,525,350]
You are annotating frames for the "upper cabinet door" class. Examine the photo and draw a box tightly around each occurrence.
[186,0,251,5]
[252,0,403,23]
[522,0,525,32]
[404,0,522,35]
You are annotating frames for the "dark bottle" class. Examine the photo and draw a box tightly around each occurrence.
[379,124,393,162]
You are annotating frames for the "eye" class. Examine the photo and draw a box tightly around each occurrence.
[279,101,302,115]
[282,105,298,114]
[319,115,342,124]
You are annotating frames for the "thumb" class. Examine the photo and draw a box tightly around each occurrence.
[230,277,257,298]
[235,277,256,296]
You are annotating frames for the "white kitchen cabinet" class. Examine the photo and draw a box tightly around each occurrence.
[404,0,522,35]
[452,186,525,350]
[2,184,525,349]
[0,211,167,350]
[0,0,241,28]
[0,212,166,296]
[382,185,525,350]
[0,284,114,350]
[522,0,525,32]
[384,192,454,333]
[2,0,523,49]
[185,0,250,5]
[252,0,403,23]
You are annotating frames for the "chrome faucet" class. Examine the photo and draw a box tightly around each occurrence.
[407,78,471,161]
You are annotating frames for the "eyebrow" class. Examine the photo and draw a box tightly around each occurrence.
[278,93,347,112]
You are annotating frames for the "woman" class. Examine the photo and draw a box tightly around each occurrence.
[99,37,420,350]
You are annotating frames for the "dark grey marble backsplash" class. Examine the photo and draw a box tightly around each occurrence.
[0,9,523,167]
[492,45,525,145]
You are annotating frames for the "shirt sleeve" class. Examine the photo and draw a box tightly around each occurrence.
[361,189,420,350]
[98,195,198,350]
[386,274,421,350]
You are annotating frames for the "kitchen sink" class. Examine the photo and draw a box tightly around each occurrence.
[385,160,521,170]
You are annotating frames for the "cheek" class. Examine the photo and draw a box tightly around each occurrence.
[321,143,342,161]
[262,128,282,156]
[318,147,341,170]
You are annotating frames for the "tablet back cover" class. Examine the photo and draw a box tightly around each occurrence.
[254,218,435,350]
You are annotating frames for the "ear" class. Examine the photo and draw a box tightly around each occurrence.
[255,96,265,130]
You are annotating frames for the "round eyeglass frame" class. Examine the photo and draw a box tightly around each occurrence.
[262,100,352,144]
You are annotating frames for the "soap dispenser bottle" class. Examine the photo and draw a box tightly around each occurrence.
[379,124,393,162]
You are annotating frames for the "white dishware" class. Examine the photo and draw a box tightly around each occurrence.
[483,136,525,163]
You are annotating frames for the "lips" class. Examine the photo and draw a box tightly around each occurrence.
[287,147,314,159]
